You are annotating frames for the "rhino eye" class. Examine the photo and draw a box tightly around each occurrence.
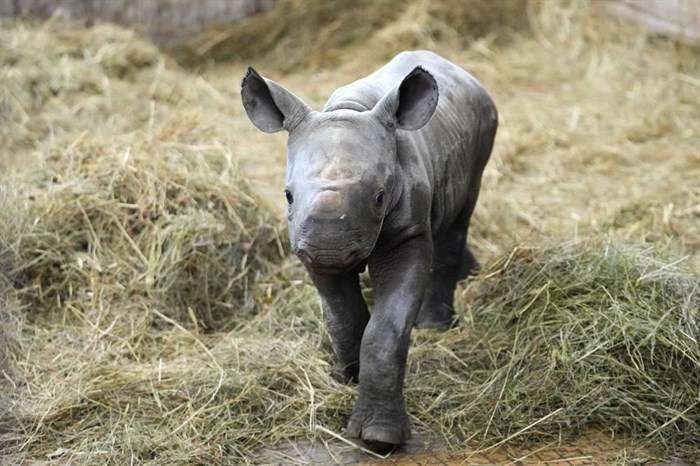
[374,189,385,207]
[284,189,294,205]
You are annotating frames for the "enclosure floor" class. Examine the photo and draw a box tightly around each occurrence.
[257,429,655,465]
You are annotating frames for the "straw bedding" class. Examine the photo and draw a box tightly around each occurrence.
[1,1,698,464]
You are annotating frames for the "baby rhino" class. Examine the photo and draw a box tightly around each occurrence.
[241,50,497,449]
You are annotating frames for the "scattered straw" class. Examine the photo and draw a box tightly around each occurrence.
[407,244,699,461]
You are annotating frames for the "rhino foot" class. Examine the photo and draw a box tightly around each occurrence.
[415,301,455,331]
[346,400,411,450]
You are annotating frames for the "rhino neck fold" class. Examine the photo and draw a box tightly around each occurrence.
[323,101,371,113]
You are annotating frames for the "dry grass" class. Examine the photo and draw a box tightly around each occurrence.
[1,0,699,464]
[414,244,699,458]
[171,0,528,72]
[0,19,287,329]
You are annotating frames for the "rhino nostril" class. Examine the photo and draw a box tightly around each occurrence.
[342,248,362,266]
[296,246,314,264]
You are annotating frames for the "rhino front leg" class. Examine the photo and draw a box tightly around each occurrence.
[346,236,431,449]
[309,270,370,382]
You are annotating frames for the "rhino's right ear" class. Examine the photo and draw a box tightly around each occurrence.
[373,66,438,131]
[241,67,311,133]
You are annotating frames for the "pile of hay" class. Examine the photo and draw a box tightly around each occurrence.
[3,241,697,463]
[413,244,699,460]
[0,16,288,463]
[1,0,698,464]
[0,19,286,328]
[171,0,528,71]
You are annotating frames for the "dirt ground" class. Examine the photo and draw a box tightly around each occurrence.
[259,430,654,465]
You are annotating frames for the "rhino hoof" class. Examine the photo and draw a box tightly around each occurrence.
[361,424,405,452]
[414,317,454,331]
[346,414,411,451]
[415,302,456,331]
[332,362,359,384]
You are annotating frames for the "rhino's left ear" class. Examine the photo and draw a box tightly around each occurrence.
[241,67,311,133]
[373,66,438,131]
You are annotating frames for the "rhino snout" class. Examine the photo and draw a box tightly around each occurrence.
[290,187,380,273]
[295,242,364,273]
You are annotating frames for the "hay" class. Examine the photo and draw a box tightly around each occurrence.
[0,20,163,155]
[1,0,699,464]
[2,243,697,463]
[7,145,285,327]
[171,0,528,71]
[410,244,699,461]
[0,18,287,328]
[0,273,24,431]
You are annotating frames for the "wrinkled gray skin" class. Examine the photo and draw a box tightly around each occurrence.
[241,50,497,450]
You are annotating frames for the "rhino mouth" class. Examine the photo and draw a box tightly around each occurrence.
[295,244,367,275]
[306,261,365,275]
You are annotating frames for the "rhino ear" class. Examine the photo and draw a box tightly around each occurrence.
[373,66,439,131]
[241,67,311,133]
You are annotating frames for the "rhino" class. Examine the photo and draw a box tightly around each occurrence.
[241,50,497,449]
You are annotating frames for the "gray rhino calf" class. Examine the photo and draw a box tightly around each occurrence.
[241,50,497,449]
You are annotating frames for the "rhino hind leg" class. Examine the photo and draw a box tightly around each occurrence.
[459,244,480,279]
[415,228,466,330]
[415,204,477,330]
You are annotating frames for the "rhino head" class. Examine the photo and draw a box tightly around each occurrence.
[241,66,438,274]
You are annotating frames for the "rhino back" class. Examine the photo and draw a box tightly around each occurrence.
[398,52,497,234]
[325,51,497,235]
